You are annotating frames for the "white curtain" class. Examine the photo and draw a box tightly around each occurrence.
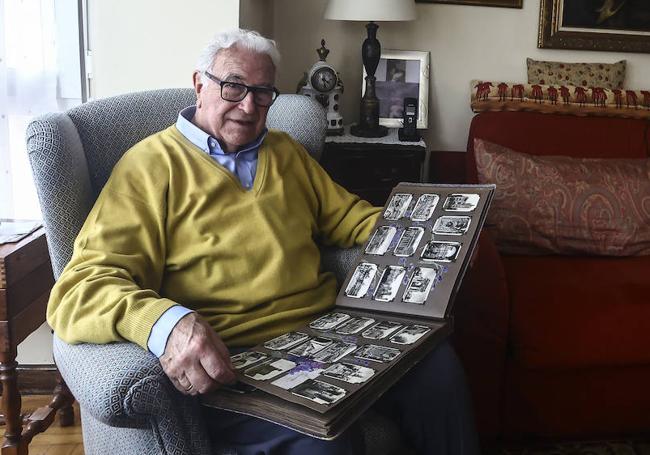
[0,0,82,219]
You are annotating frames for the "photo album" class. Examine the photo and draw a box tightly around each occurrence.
[202,182,495,439]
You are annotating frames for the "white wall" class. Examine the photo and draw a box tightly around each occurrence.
[87,0,240,98]
[273,0,650,151]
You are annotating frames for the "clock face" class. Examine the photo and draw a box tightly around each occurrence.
[310,67,337,93]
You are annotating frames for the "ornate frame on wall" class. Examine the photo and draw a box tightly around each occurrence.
[416,0,521,7]
[361,50,430,129]
[539,0,650,53]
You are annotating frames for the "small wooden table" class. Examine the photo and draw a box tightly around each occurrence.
[0,228,74,454]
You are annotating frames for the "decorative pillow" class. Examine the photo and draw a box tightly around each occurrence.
[474,138,650,256]
[527,58,626,90]
[470,80,650,121]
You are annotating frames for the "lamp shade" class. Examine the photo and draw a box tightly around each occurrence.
[324,0,416,22]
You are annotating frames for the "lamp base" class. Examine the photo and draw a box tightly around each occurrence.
[350,124,388,138]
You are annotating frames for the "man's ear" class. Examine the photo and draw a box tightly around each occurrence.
[193,71,203,107]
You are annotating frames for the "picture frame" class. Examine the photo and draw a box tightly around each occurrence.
[362,50,429,129]
[538,0,650,53]
[415,0,521,7]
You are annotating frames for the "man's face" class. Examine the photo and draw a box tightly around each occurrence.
[193,46,275,153]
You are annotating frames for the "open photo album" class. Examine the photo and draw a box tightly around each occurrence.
[202,182,495,439]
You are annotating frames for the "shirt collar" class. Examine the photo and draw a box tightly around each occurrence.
[176,105,267,157]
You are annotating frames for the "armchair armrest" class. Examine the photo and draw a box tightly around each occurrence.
[53,335,211,454]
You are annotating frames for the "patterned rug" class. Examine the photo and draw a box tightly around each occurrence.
[499,440,650,455]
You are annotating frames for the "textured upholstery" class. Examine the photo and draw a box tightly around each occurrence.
[27,89,399,454]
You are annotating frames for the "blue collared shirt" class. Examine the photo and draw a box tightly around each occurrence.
[146,106,266,357]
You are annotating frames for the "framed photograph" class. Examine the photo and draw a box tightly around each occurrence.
[362,50,429,129]
[539,0,650,53]
[416,0,521,7]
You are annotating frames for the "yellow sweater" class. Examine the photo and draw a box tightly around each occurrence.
[47,127,380,349]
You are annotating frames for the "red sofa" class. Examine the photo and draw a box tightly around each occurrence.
[449,111,650,443]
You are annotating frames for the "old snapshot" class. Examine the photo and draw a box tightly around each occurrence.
[335,316,376,335]
[384,193,413,221]
[344,262,378,299]
[390,325,431,345]
[231,351,268,370]
[443,193,480,212]
[365,225,397,255]
[410,193,439,222]
[309,312,351,331]
[245,358,296,381]
[373,265,407,302]
[271,364,324,390]
[323,362,376,384]
[355,344,401,363]
[362,320,403,339]
[394,226,425,257]
[402,266,438,304]
[433,216,472,236]
[288,337,333,357]
[291,379,347,405]
[263,332,310,351]
[421,240,461,262]
[312,341,358,363]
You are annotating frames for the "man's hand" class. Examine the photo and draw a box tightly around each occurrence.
[160,312,237,396]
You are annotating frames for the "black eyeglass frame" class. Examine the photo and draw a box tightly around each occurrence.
[203,71,280,107]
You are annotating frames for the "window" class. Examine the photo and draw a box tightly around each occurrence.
[0,0,85,219]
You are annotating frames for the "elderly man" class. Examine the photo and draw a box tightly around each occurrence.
[47,29,479,455]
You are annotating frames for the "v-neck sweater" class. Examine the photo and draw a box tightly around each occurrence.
[47,126,380,349]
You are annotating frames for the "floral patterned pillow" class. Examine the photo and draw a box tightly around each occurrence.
[474,138,650,256]
[526,58,626,90]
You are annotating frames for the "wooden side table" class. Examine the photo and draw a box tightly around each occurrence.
[321,127,427,206]
[0,228,74,454]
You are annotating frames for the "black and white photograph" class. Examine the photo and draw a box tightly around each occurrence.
[245,358,297,381]
[433,216,472,236]
[394,226,425,257]
[355,344,402,363]
[361,320,403,340]
[344,262,378,299]
[383,193,412,221]
[231,351,268,370]
[402,267,438,305]
[291,379,347,406]
[390,325,432,345]
[312,341,358,363]
[363,50,430,129]
[410,193,440,222]
[335,316,376,335]
[442,193,480,212]
[288,337,333,358]
[365,225,397,255]
[373,265,406,302]
[323,362,376,384]
[421,241,462,262]
[271,363,324,390]
[263,332,310,351]
[309,312,351,331]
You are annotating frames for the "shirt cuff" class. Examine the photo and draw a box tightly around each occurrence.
[147,305,194,357]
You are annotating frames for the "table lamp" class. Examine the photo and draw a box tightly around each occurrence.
[324,0,416,138]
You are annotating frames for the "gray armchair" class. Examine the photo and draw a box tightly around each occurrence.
[26,89,404,454]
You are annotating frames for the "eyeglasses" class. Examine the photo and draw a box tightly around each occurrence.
[203,71,279,107]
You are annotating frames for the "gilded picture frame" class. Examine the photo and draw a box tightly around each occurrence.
[415,0,522,8]
[361,50,430,129]
[539,0,650,53]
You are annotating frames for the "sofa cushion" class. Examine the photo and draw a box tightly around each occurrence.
[504,254,650,369]
[475,139,650,256]
[526,58,626,90]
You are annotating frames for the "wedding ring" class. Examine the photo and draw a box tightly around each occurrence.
[185,384,194,392]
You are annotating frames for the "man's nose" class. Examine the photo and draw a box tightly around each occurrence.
[238,91,256,113]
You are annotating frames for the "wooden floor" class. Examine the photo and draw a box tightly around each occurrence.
[0,396,83,455]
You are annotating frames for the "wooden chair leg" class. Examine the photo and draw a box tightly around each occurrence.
[52,374,74,427]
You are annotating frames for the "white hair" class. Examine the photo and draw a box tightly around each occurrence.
[196,29,280,84]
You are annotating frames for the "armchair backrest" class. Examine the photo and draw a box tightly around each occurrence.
[26,89,326,278]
